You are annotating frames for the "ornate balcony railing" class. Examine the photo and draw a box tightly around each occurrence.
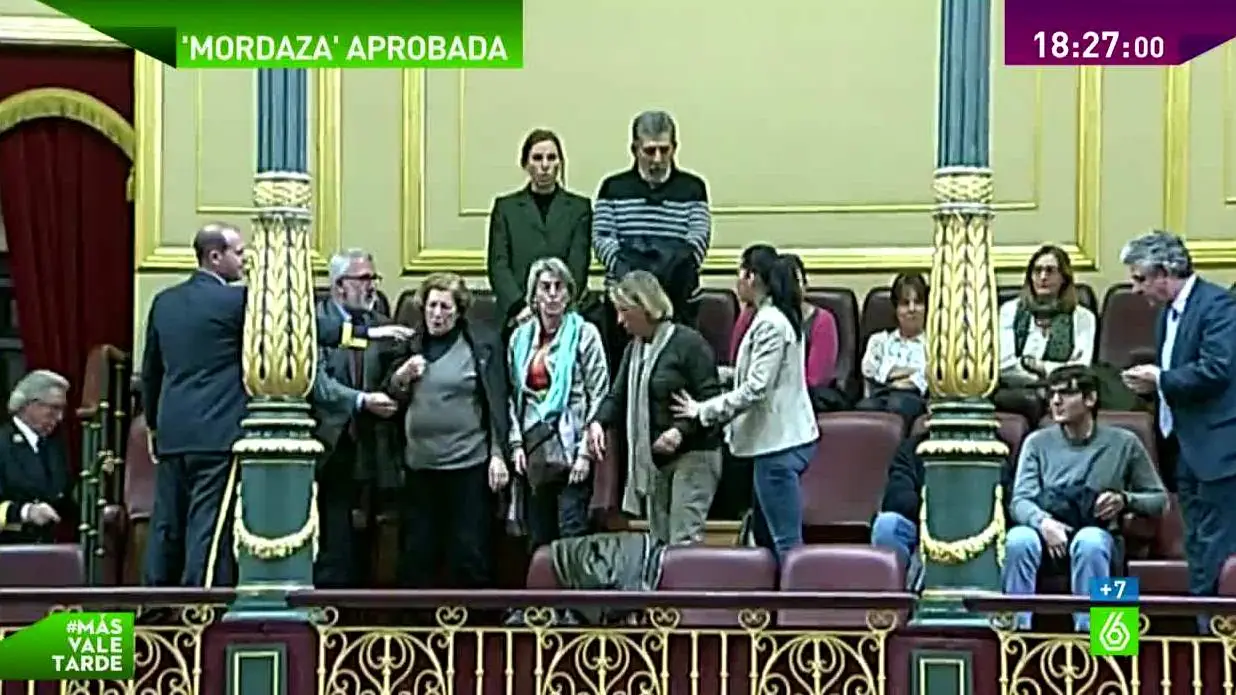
[292,590,914,695]
[965,595,1236,695]
[0,589,1235,694]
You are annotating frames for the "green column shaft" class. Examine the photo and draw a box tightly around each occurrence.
[915,0,1007,627]
[229,68,321,621]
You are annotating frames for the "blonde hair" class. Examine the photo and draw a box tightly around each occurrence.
[609,270,674,321]
[525,257,577,310]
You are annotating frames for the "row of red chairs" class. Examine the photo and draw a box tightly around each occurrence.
[389,283,1159,402]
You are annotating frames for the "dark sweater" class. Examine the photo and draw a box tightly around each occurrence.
[880,433,927,521]
[594,324,723,462]
[591,167,711,290]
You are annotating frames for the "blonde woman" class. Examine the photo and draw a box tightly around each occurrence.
[588,270,723,545]
[507,257,609,549]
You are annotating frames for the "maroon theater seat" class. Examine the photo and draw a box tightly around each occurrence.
[778,545,907,628]
[802,412,904,543]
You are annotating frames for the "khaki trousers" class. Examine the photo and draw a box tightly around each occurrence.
[647,448,722,545]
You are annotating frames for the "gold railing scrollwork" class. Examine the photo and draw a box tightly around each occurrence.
[312,603,899,695]
[969,596,1236,695]
[0,603,218,695]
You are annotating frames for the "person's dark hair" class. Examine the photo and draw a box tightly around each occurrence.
[783,253,807,285]
[519,128,565,178]
[1045,364,1100,410]
[891,272,928,306]
[1020,244,1078,313]
[741,244,803,339]
[192,223,233,264]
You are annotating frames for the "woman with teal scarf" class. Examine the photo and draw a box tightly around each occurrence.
[507,257,610,550]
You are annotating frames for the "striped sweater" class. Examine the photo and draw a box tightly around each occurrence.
[591,167,712,283]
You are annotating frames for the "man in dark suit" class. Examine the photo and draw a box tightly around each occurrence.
[310,249,402,587]
[1120,230,1236,616]
[142,224,413,588]
[0,370,74,545]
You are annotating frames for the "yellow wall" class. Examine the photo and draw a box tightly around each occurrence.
[2,0,1236,362]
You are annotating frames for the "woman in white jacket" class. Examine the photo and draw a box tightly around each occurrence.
[671,244,818,564]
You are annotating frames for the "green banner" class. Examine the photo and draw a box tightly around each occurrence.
[0,612,135,680]
[38,0,524,69]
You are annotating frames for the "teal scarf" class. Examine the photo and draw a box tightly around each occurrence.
[511,311,583,422]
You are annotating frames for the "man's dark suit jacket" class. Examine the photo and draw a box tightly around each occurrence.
[1157,277,1236,482]
[143,271,366,456]
[486,186,592,324]
[310,301,403,491]
[0,421,74,544]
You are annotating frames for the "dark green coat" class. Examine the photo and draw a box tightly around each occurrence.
[485,186,592,323]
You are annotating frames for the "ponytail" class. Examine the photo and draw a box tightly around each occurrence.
[767,255,804,340]
[740,244,804,340]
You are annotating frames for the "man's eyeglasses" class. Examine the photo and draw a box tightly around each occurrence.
[342,273,382,284]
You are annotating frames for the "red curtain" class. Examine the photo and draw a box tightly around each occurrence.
[0,47,135,474]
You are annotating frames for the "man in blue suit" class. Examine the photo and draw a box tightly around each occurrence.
[1120,230,1236,612]
[141,223,411,588]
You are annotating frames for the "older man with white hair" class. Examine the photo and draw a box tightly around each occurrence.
[1119,230,1236,630]
[0,369,74,544]
[310,248,402,587]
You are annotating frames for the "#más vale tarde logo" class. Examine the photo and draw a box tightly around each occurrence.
[0,612,135,681]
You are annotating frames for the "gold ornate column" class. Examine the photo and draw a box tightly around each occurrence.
[230,69,322,622]
[913,0,1009,637]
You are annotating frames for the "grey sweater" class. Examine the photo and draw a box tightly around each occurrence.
[1010,423,1167,529]
[404,336,491,470]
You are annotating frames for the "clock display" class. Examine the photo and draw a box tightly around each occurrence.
[1032,31,1165,64]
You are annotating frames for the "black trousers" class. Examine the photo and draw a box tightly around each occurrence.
[710,450,753,521]
[398,463,493,588]
[314,438,375,588]
[1177,464,1236,598]
[856,390,928,435]
[143,452,237,588]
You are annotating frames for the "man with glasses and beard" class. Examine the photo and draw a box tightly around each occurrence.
[591,110,712,369]
[1003,365,1166,632]
[142,227,413,589]
[310,249,404,587]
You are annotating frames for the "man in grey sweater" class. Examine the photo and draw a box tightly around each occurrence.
[1004,365,1167,631]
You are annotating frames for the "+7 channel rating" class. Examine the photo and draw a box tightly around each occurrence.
[1089,577,1140,657]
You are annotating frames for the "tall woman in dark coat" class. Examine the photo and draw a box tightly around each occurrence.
[486,129,593,336]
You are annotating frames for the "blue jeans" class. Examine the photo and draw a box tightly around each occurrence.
[526,480,591,551]
[751,440,817,564]
[872,511,919,567]
[1003,524,1113,631]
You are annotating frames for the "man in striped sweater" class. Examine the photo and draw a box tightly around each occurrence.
[592,110,712,366]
